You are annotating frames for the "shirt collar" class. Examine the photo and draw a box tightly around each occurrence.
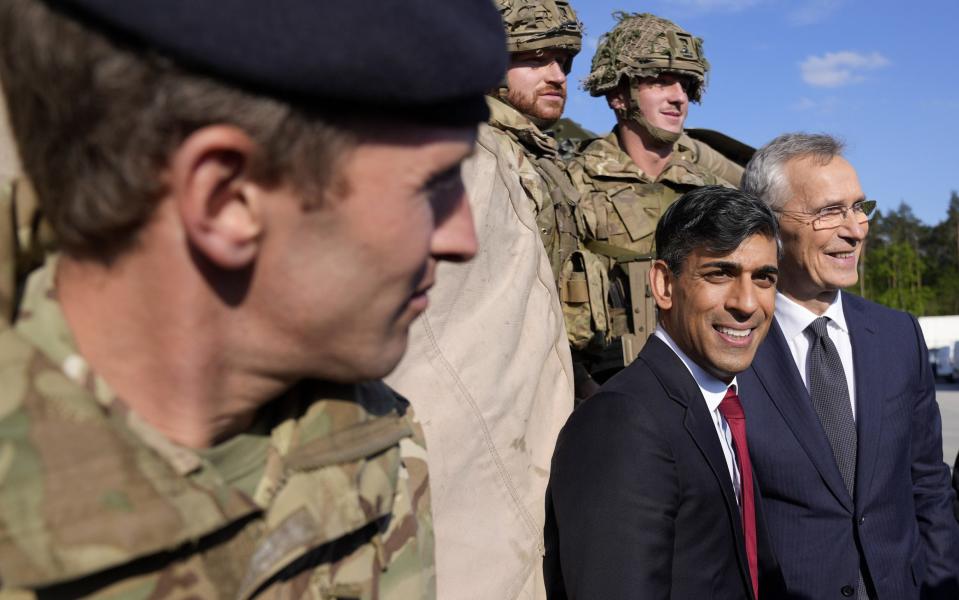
[654,326,735,413]
[775,290,848,342]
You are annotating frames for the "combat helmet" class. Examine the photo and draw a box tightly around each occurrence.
[584,12,709,102]
[495,0,583,56]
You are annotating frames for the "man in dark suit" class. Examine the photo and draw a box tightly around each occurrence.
[545,186,784,599]
[739,133,959,599]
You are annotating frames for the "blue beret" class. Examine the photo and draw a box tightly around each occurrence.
[49,0,507,125]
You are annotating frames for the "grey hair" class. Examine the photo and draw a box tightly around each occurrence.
[741,133,845,211]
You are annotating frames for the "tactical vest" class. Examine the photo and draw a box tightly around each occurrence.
[488,97,609,350]
[569,130,726,372]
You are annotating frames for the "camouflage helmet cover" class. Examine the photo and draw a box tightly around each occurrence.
[584,12,709,101]
[495,0,583,55]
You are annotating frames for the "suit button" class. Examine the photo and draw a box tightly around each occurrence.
[841,585,855,597]
[858,515,866,525]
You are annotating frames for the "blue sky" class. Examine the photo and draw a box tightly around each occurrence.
[563,0,959,225]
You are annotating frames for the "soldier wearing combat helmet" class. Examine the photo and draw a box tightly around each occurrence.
[568,12,743,385]
[490,0,601,306]
[385,0,598,597]
[491,0,611,390]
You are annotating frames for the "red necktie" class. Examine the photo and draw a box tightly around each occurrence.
[719,386,759,598]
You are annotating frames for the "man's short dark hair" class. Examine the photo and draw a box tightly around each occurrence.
[655,185,780,274]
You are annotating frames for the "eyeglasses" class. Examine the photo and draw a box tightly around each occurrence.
[776,199,877,230]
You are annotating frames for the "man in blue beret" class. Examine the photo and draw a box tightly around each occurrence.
[0,0,505,597]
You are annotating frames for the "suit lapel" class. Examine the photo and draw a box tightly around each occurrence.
[749,320,854,512]
[641,337,754,599]
[841,292,882,509]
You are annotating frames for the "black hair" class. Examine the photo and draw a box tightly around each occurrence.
[655,185,781,274]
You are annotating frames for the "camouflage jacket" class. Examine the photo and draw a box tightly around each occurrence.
[569,129,728,260]
[486,96,582,283]
[487,97,608,350]
[0,258,434,599]
[567,130,729,366]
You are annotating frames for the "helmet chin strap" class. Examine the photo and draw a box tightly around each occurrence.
[626,85,682,145]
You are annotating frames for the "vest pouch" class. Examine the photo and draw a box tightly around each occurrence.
[560,249,610,350]
[562,271,589,304]
[609,187,661,244]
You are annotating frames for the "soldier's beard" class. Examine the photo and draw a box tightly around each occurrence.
[504,85,565,129]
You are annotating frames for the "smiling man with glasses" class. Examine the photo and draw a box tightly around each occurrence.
[737,133,959,600]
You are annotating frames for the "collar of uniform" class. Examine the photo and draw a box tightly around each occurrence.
[14,254,205,475]
[577,127,714,187]
[485,95,559,157]
[576,129,650,181]
[654,325,735,413]
[2,255,416,589]
[775,290,848,344]
[0,255,264,589]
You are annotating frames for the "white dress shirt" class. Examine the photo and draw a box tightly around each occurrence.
[775,291,857,419]
[655,327,742,507]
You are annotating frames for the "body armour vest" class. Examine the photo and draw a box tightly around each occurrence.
[568,129,728,375]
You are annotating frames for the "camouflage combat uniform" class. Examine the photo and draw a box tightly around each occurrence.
[0,258,435,599]
[568,129,728,373]
[569,12,739,377]
[487,96,608,349]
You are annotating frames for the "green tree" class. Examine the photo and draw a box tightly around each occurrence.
[919,191,959,314]
[860,193,959,316]
[864,240,932,314]
[861,202,929,314]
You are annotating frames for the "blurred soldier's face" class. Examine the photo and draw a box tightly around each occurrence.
[255,123,477,381]
[653,234,778,383]
[505,48,573,124]
[630,73,691,135]
[777,155,868,309]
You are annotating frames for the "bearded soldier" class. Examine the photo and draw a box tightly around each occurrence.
[0,0,504,597]
[569,12,741,384]
[386,0,601,597]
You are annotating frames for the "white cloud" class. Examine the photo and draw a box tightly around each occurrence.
[800,51,890,87]
[790,96,839,114]
[788,0,844,25]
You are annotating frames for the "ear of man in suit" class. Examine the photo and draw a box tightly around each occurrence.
[739,133,959,600]
[544,185,786,599]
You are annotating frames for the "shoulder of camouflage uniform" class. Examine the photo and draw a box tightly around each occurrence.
[678,131,748,188]
[570,133,636,180]
[0,325,257,591]
[659,136,737,188]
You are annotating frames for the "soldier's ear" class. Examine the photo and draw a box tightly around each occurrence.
[606,85,630,115]
[168,125,264,269]
[649,259,674,311]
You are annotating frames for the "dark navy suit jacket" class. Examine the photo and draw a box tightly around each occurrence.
[739,291,959,599]
[544,336,783,599]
